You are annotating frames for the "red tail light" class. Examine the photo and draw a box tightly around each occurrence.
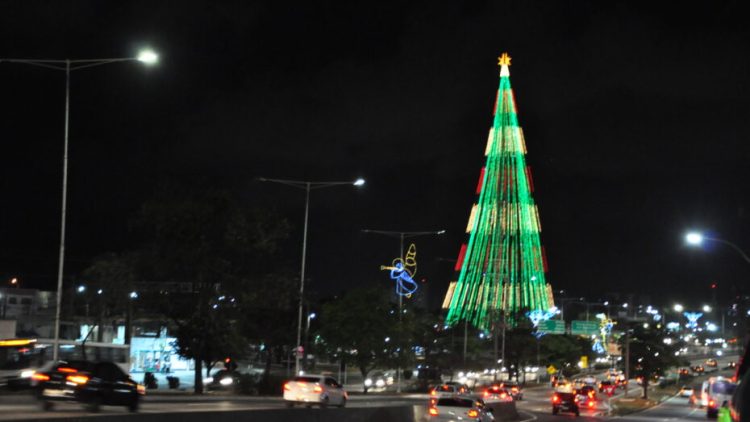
[574,397,579,403]
[58,367,77,373]
[32,373,50,381]
[428,407,439,416]
[552,395,560,403]
[66,375,89,385]
[512,387,519,393]
[589,401,595,408]
[483,391,489,397]
[283,382,292,391]
[709,400,716,408]
[313,385,323,393]
[467,409,479,418]
[430,389,437,396]
[500,393,508,399]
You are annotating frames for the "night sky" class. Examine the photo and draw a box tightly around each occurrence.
[2,1,749,309]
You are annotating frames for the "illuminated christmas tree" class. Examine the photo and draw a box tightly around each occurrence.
[442,53,555,330]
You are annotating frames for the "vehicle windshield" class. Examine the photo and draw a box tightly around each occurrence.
[712,382,737,395]
[437,398,475,407]
[293,376,321,383]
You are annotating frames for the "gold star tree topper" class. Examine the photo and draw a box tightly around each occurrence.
[498,52,512,67]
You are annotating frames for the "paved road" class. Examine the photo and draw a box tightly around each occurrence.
[0,393,426,420]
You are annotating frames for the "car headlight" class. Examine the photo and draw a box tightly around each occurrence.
[375,379,385,388]
[364,379,373,387]
[204,377,214,384]
[219,377,234,386]
[20,370,35,378]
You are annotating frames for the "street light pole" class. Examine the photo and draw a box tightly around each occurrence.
[361,228,445,393]
[1,50,158,361]
[259,177,365,376]
[685,232,750,264]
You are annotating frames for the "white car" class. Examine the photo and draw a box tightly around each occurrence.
[428,396,494,421]
[430,383,470,398]
[282,375,347,408]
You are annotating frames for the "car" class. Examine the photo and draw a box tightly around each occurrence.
[679,385,694,398]
[428,396,494,421]
[724,362,737,370]
[692,365,705,374]
[32,360,144,412]
[577,385,596,399]
[705,359,718,368]
[282,375,347,408]
[598,380,616,395]
[500,381,523,400]
[481,384,513,403]
[364,371,393,390]
[704,377,736,418]
[430,383,470,397]
[552,391,580,416]
[205,369,240,391]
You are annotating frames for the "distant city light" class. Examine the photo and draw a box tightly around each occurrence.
[136,49,159,65]
[686,232,703,245]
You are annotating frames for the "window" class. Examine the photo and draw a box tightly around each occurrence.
[8,297,17,305]
[437,398,474,407]
[21,298,32,305]
[325,378,340,387]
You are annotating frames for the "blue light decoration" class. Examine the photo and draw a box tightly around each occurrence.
[684,312,703,329]
[380,244,418,297]
[526,309,556,327]
[592,339,606,354]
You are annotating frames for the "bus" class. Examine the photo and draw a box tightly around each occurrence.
[0,338,129,389]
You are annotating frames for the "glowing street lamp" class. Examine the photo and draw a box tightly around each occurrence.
[703,305,712,313]
[673,304,684,312]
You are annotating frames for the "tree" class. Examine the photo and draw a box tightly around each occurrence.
[134,184,290,393]
[317,287,401,392]
[618,325,685,399]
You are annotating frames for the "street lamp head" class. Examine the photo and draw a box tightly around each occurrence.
[673,304,684,312]
[309,312,317,319]
[703,305,712,313]
[686,232,704,246]
[77,285,86,293]
[137,49,159,65]
[353,178,366,187]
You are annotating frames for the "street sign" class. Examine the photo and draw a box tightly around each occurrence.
[546,365,557,375]
[538,319,565,334]
[571,320,599,336]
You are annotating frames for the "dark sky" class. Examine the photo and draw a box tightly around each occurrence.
[1,1,749,309]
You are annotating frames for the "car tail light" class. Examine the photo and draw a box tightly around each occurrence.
[58,367,77,373]
[430,389,437,396]
[589,401,595,408]
[483,391,489,398]
[552,395,559,403]
[500,393,508,399]
[137,384,146,395]
[283,383,292,391]
[709,400,716,408]
[467,409,479,418]
[66,375,89,385]
[428,407,439,416]
[574,397,579,403]
[32,373,50,382]
[512,387,519,393]
[313,385,323,393]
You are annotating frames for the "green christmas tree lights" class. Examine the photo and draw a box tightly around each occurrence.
[443,53,554,330]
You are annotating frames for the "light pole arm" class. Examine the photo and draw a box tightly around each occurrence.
[1,57,141,72]
[707,237,750,264]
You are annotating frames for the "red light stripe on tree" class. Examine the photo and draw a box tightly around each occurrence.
[455,244,468,272]
[526,166,534,192]
[476,167,486,194]
[542,245,549,272]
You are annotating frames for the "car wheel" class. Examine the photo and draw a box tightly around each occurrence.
[128,397,139,413]
[575,410,580,417]
[87,396,102,413]
[339,397,347,408]
[552,407,558,415]
[320,396,329,409]
[41,401,54,411]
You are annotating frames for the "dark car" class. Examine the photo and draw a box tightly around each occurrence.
[501,381,523,401]
[552,391,580,416]
[598,380,616,395]
[33,360,144,412]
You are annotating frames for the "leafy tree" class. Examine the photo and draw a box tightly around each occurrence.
[618,324,685,399]
[134,184,290,393]
[317,287,401,392]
